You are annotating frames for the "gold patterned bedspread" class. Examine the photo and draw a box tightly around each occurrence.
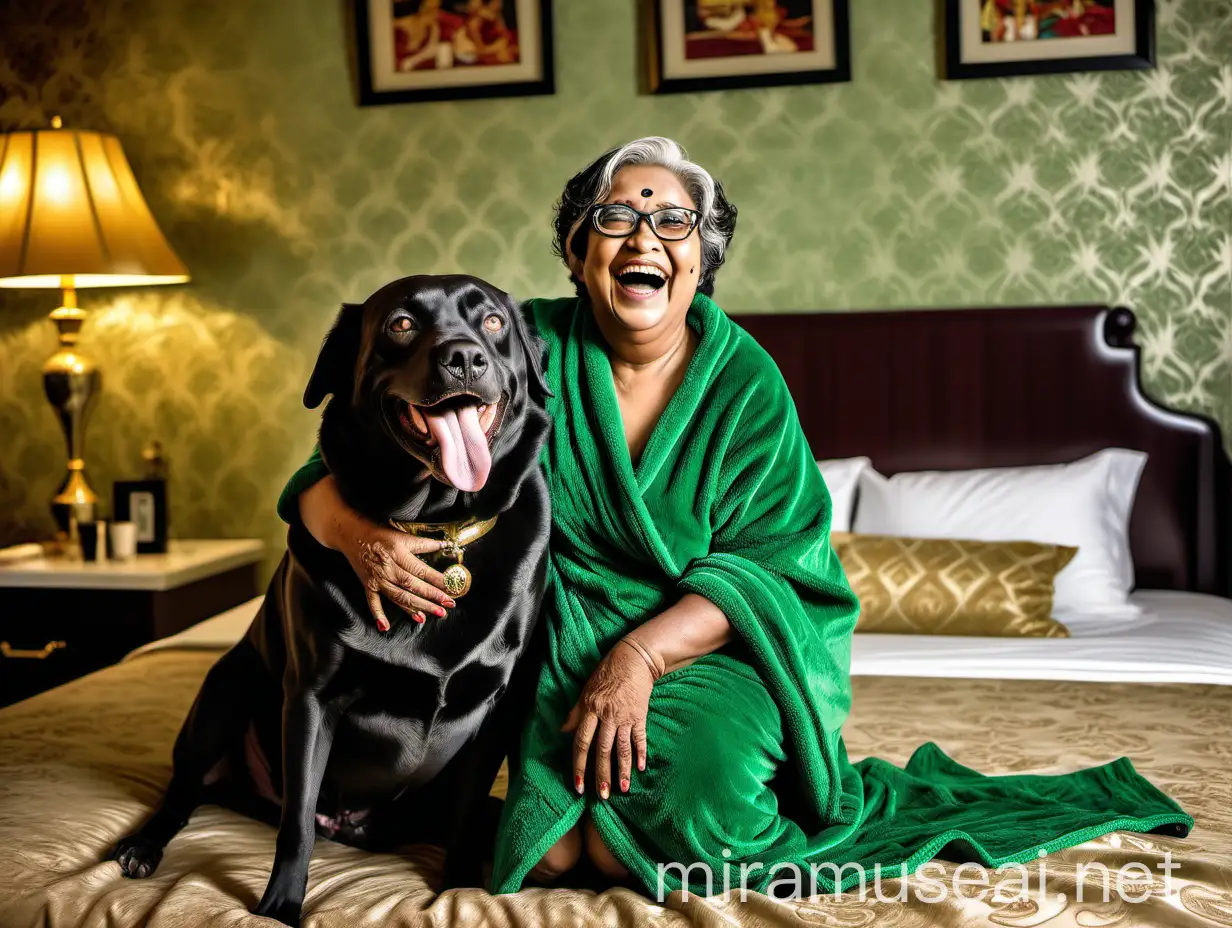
[0,649,1230,927]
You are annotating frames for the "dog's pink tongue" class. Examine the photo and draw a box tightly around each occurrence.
[424,405,491,492]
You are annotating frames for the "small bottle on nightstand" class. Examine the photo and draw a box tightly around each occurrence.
[112,441,169,555]
[138,441,169,554]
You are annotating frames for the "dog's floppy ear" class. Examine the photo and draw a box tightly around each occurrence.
[304,303,364,409]
[507,296,551,400]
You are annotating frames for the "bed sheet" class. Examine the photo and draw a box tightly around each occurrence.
[851,590,1232,684]
[1,645,1230,927]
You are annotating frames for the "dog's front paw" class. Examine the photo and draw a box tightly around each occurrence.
[108,834,165,879]
[252,887,305,927]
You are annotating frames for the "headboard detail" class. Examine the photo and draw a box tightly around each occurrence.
[733,305,1231,598]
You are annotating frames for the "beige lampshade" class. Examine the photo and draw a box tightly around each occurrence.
[0,126,189,289]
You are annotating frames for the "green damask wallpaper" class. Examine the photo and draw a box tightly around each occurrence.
[0,0,1228,581]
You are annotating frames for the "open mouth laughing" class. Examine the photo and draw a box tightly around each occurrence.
[389,391,507,492]
[614,262,669,301]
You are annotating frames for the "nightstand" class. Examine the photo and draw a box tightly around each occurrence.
[0,538,264,707]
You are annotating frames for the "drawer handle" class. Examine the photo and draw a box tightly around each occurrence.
[0,640,67,660]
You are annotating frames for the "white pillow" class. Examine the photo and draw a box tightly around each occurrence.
[817,457,871,533]
[851,449,1147,618]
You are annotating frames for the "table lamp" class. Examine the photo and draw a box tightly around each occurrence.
[0,117,189,532]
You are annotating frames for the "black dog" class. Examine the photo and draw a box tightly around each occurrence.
[107,275,551,926]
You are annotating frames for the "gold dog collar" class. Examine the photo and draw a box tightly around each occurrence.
[387,514,499,599]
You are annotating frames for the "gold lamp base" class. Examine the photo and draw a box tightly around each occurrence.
[1,118,191,532]
[42,283,101,533]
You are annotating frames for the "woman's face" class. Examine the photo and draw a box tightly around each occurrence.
[573,165,702,340]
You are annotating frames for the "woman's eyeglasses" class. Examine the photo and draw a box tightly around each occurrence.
[589,204,701,242]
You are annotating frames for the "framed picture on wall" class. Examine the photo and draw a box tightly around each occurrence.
[944,0,1155,80]
[643,0,851,94]
[352,0,554,105]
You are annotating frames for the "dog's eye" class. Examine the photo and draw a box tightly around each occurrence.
[389,316,414,335]
[483,314,504,334]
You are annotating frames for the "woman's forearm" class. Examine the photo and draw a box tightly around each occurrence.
[295,473,454,622]
[624,593,733,677]
[298,475,352,552]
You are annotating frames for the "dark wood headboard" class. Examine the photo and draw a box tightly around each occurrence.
[733,305,1231,598]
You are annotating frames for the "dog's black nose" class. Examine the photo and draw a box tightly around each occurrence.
[434,338,489,385]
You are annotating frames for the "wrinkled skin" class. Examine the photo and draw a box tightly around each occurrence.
[561,641,658,796]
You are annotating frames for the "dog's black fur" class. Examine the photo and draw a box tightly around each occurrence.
[106,275,551,926]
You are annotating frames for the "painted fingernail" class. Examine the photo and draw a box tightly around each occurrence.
[575,774,584,793]
[377,618,390,632]
[434,606,446,617]
[599,782,610,799]
[442,598,457,608]
[413,611,426,624]
[620,778,630,793]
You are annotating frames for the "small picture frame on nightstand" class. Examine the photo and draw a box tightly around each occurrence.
[113,480,168,554]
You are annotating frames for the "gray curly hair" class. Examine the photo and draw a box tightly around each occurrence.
[554,137,738,298]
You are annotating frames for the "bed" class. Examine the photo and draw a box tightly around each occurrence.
[2,304,1230,928]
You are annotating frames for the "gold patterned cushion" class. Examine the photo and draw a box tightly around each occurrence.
[831,532,1075,637]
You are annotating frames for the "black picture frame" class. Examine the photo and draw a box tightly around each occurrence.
[943,0,1155,80]
[643,0,851,95]
[352,0,555,106]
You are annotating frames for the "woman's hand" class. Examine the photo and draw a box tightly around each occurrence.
[561,636,664,799]
[560,595,732,798]
[298,476,455,631]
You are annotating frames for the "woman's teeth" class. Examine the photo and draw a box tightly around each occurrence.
[616,265,669,295]
[621,264,667,280]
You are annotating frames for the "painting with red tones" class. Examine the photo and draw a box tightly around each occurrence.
[683,1,816,60]
[353,0,553,105]
[392,0,521,71]
[979,1,1116,44]
[646,0,849,94]
[945,0,1153,79]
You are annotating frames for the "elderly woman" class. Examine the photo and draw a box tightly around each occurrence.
[278,137,1190,897]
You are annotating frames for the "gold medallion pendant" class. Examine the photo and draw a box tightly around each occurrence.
[388,514,497,609]
[443,562,472,597]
